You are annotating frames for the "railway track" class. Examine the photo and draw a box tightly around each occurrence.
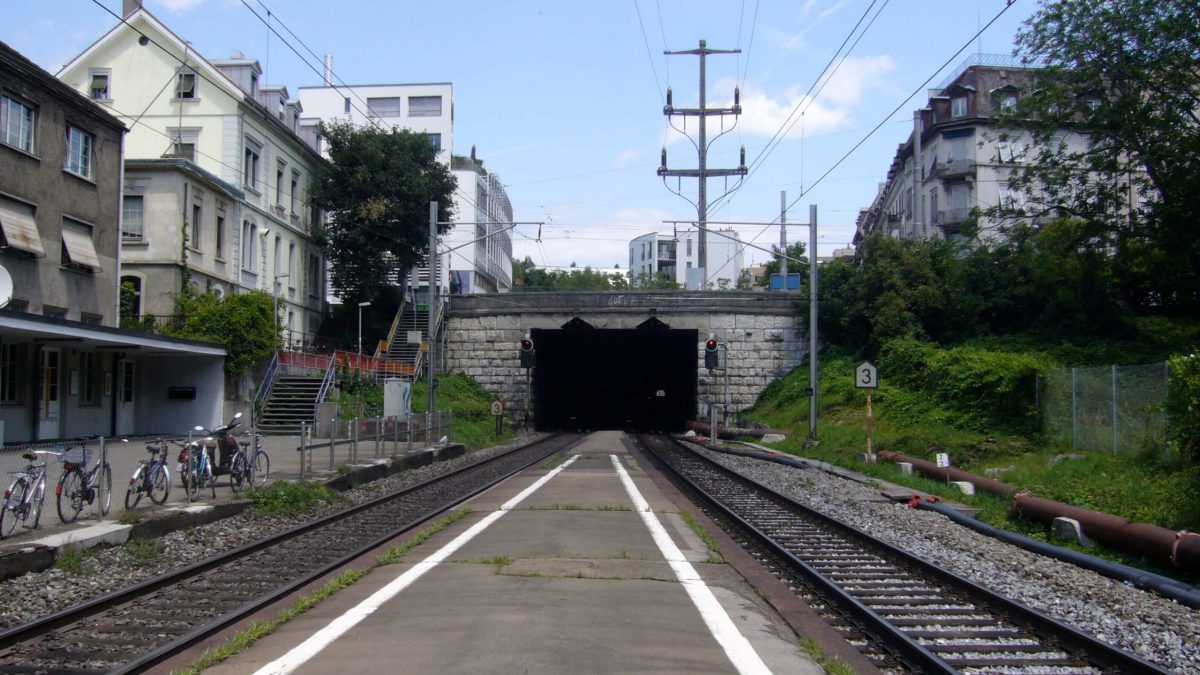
[637,434,1168,674]
[0,434,581,674]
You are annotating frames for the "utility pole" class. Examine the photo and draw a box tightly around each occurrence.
[659,40,747,289]
[779,191,787,282]
[427,201,438,416]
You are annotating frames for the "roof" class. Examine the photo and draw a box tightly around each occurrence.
[125,158,245,200]
[0,40,125,132]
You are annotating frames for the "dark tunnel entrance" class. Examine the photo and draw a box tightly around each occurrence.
[531,318,697,432]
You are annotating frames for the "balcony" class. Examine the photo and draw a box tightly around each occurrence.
[933,158,975,181]
[935,208,974,233]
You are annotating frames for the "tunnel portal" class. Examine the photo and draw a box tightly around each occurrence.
[531,318,697,431]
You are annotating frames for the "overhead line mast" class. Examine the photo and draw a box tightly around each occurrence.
[659,40,747,289]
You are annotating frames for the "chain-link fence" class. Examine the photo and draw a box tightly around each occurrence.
[1038,362,1170,454]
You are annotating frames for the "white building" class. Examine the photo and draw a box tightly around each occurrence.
[855,55,1104,249]
[449,151,513,293]
[57,3,328,352]
[629,229,744,290]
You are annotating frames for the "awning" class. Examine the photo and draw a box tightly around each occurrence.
[61,220,101,271]
[0,196,46,256]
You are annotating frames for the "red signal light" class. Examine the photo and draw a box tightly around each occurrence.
[521,339,534,352]
[705,338,717,351]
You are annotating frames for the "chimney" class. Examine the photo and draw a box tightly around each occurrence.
[323,54,334,86]
[123,0,142,17]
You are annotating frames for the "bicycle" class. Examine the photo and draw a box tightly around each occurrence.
[229,433,269,492]
[124,440,171,509]
[180,437,216,502]
[1,450,59,539]
[56,440,115,524]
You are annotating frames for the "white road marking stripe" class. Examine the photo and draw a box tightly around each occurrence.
[253,454,581,675]
[610,453,772,675]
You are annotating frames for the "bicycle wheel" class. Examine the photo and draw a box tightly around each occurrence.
[57,469,85,523]
[126,465,145,510]
[30,478,46,530]
[98,464,112,516]
[206,459,216,498]
[186,460,200,502]
[229,453,247,493]
[1,478,28,538]
[149,463,171,505]
[253,451,270,488]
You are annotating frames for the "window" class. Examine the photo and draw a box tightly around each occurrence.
[216,214,225,258]
[0,195,46,257]
[79,352,98,405]
[343,97,351,114]
[273,235,282,280]
[409,96,442,117]
[951,96,968,118]
[367,97,401,118]
[686,238,692,257]
[999,94,1017,113]
[0,343,21,404]
[1,95,35,153]
[64,126,93,178]
[121,361,134,403]
[61,218,100,273]
[241,220,257,270]
[427,133,442,152]
[290,171,300,213]
[250,72,258,97]
[120,275,142,321]
[175,69,196,99]
[122,195,144,240]
[275,162,285,206]
[243,140,261,190]
[1083,96,1101,111]
[87,69,111,100]
[191,203,201,250]
[288,243,296,288]
[307,253,321,296]
[166,127,198,161]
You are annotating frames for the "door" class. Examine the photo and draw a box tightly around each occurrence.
[36,348,60,440]
[117,360,136,435]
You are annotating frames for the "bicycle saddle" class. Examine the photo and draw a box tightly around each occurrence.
[22,452,37,461]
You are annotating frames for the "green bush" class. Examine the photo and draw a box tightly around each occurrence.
[1167,352,1200,459]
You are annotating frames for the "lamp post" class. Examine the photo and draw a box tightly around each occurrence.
[274,273,289,346]
[357,301,371,354]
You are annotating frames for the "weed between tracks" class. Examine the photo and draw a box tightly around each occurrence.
[54,548,97,575]
[680,511,724,563]
[247,481,345,517]
[175,507,471,674]
[799,637,855,675]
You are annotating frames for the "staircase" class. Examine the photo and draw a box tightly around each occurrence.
[385,304,430,367]
[257,376,324,435]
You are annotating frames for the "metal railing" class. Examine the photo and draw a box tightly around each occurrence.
[313,352,338,422]
[379,297,407,358]
[296,411,452,479]
[935,53,1042,91]
[252,351,280,423]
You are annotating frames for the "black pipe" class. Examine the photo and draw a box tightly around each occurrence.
[917,500,1200,610]
[710,440,1200,610]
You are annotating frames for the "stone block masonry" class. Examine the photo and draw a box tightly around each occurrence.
[444,292,807,426]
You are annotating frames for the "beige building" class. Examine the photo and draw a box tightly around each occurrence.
[57,2,328,350]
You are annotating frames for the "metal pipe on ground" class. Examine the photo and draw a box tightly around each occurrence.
[686,420,785,440]
[878,450,1200,575]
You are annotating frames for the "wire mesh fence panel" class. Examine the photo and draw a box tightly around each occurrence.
[1039,362,1169,454]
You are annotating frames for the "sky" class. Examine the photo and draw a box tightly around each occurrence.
[2,0,1040,272]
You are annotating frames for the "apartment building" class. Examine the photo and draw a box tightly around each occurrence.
[449,151,513,294]
[855,54,1100,249]
[57,3,328,350]
[629,229,744,290]
[0,40,225,441]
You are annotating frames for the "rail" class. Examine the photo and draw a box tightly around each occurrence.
[378,297,407,359]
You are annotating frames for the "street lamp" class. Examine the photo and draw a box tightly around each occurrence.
[357,301,371,354]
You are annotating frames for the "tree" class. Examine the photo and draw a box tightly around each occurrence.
[758,242,807,287]
[1000,0,1200,311]
[163,289,278,377]
[309,121,457,302]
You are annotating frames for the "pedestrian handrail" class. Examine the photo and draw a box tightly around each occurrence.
[313,351,338,423]
[252,350,280,421]
[379,297,407,358]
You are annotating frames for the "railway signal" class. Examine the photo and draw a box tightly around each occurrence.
[519,338,536,368]
[704,337,719,370]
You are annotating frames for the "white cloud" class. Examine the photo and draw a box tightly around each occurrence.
[661,55,895,147]
[613,148,641,170]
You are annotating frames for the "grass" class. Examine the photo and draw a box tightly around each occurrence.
[799,637,855,675]
[680,511,723,563]
[55,548,95,575]
[411,373,520,450]
[117,510,144,525]
[179,507,471,673]
[121,538,164,564]
[248,481,345,517]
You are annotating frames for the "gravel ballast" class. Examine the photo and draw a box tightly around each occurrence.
[696,445,1200,674]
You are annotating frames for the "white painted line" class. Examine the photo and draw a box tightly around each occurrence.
[610,454,772,675]
[253,454,581,675]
